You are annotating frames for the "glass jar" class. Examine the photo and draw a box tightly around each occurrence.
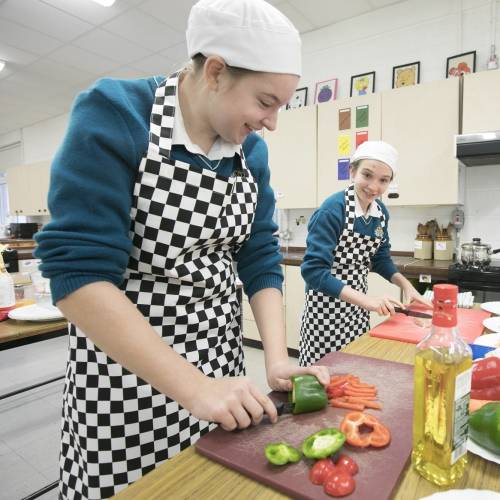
[414,235,433,260]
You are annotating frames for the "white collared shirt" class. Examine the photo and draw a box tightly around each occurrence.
[171,89,240,161]
[354,191,382,219]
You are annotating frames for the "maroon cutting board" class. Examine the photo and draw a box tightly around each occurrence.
[369,307,491,344]
[195,352,414,500]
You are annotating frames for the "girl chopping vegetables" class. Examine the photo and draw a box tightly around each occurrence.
[299,141,431,366]
[34,0,329,497]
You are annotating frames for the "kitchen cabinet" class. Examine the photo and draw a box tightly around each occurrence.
[317,93,382,203]
[283,265,305,351]
[381,78,463,206]
[462,69,500,133]
[367,271,401,329]
[263,106,317,209]
[241,266,287,344]
[6,161,51,216]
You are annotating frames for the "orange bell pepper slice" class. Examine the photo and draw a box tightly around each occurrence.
[340,412,391,448]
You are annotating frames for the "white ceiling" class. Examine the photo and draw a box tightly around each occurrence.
[0,0,405,136]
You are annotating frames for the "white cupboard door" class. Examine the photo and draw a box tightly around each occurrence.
[264,106,317,209]
[284,265,306,351]
[6,165,27,216]
[381,79,460,206]
[462,69,500,133]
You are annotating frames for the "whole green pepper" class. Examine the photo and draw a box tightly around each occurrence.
[302,428,346,459]
[290,374,327,414]
[264,443,301,465]
[469,402,500,455]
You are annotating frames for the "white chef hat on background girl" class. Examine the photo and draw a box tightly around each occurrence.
[351,140,399,176]
[186,0,302,76]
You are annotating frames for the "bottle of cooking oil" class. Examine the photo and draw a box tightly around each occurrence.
[412,284,472,486]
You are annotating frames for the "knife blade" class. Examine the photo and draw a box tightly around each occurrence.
[275,400,295,416]
[394,307,432,319]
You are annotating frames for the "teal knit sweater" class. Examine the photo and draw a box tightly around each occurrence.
[34,76,283,303]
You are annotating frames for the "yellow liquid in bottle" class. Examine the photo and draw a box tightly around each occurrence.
[412,348,472,486]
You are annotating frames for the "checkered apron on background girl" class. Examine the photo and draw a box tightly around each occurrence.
[299,184,385,366]
[59,73,258,499]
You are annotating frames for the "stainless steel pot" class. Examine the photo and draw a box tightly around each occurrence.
[460,237,500,267]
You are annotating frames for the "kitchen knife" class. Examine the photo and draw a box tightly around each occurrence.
[394,307,432,319]
[275,401,295,416]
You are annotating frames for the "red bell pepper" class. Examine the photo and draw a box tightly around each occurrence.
[471,357,500,390]
[471,386,500,401]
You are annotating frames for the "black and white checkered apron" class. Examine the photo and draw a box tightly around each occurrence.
[59,73,258,499]
[299,185,385,366]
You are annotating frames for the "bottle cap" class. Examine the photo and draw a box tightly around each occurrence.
[433,284,458,302]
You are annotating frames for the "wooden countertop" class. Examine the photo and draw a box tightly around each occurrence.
[281,248,453,279]
[114,333,500,500]
[0,317,67,344]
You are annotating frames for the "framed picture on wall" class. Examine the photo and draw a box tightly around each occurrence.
[286,87,308,110]
[350,71,375,97]
[314,78,338,104]
[392,61,420,88]
[446,51,476,78]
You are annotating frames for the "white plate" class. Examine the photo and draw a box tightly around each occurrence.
[467,438,500,465]
[481,301,500,315]
[483,317,500,333]
[8,304,64,321]
[473,333,500,348]
[421,490,500,500]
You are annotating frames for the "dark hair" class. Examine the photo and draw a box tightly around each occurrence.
[191,53,257,79]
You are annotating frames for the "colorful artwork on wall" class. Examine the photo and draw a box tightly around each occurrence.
[350,71,375,97]
[314,78,338,104]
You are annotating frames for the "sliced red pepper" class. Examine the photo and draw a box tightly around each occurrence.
[471,386,500,401]
[340,412,391,448]
[472,357,500,390]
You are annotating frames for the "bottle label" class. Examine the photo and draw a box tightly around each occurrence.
[435,241,447,251]
[451,367,472,464]
[414,240,423,249]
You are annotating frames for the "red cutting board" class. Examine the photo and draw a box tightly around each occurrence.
[195,352,414,500]
[369,307,491,344]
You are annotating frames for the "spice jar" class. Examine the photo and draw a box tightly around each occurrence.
[434,235,454,261]
[414,235,433,260]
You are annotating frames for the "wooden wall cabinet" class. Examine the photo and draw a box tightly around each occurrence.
[264,106,317,209]
[317,94,382,203]
[462,69,500,133]
[380,78,462,206]
[6,161,51,216]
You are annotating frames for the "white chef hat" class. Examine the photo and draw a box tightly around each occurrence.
[186,0,301,76]
[351,140,398,176]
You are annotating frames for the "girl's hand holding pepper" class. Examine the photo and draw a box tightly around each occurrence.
[266,361,330,392]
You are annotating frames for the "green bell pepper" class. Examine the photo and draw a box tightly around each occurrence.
[302,428,346,459]
[469,402,500,455]
[290,374,327,414]
[264,442,301,465]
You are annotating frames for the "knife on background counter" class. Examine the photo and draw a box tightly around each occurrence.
[394,307,433,319]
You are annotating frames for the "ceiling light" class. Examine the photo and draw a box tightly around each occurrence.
[90,0,116,6]
[0,61,5,72]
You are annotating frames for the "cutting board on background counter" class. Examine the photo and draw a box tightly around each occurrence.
[370,307,491,344]
[195,352,414,500]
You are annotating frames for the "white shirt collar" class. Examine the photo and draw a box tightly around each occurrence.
[171,88,241,161]
[354,191,382,218]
